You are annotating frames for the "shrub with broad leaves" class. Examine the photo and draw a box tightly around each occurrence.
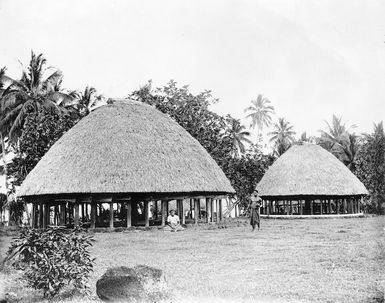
[4,227,95,297]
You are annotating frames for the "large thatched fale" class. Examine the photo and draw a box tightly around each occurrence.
[19,99,234,228]
[256,143,368,216]
[19,100,234,197]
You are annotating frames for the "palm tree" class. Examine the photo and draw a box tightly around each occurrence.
[268,117,296,156]
[318,115,358,170]
[0,51,76,142]
[334,133,360,171]
[297,132,315,144]
[75,86,105,116]
[244,94,275,140]
[318,115,355,151]
[224,115,252,157]
[0,67,13,197]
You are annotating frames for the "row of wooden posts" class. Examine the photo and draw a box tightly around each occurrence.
[30,197,225,229]
[260,197,363,215]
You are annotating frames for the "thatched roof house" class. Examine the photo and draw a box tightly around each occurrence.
[256,143,368,216]
[20,99,234,228]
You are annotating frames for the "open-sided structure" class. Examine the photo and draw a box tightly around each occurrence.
[256,143,368,216]
[19,99,235,228]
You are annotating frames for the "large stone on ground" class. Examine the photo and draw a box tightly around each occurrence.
[96,265,169,302]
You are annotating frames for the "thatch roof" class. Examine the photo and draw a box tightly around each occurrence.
[256,143,368,198]
[19,99,235,197]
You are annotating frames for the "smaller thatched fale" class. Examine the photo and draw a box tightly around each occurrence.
[256,143,368,216]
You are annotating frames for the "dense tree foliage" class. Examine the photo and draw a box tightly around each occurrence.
[130,80,271,207]
[0,52,104,223]
[0,51,77,142]
[7,108,78,186]
[223,145,274,206]
[268,117,296,156]
[354,122,385,214]
[318,115,359,171]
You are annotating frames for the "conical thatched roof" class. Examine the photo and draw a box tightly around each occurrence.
[19,99,234,197]
[256,143,368,198]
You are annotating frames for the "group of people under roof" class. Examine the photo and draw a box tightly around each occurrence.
[164,190,262,232]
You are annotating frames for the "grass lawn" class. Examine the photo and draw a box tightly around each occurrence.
[0,216,384,302]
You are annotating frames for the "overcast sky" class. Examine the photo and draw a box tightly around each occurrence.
[1,0,384,138]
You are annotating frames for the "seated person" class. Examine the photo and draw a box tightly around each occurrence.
[166,210,184,231]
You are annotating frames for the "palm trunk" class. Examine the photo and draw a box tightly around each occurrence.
[0,133,8,195]
[0,133,9,223]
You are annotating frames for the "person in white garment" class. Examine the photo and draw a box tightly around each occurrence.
[166,210,184,231]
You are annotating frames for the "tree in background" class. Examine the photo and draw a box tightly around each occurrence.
[354,122,385,214]
[297,132,315,144]
[223,115,252,158]
[318,115,359,171]
[224,145,274,208]
[130,80,232,167]
[7,108,78,187]
[75,86,105,116]
[268,117,296,156]
[0,51,77,143]
[130,81,270,207]
[244,94,275,142]
[0,66,12,198]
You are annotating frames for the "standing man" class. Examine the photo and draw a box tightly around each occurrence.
[248,190,262,231]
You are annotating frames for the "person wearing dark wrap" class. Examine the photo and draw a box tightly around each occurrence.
[248,190,262,231]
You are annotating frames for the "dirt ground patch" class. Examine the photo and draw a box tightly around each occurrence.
[0,216,384,302]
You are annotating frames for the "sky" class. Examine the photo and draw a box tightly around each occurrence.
[0,0,384,139]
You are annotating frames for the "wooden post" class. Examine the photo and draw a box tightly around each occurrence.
[194,199,199,225]
[38,203,43,228]
[177,199,183,220]
[343,198,347,213]
[189,199,193,219]
[336,199,340,214]
[210,198,214,222]
[161,200,166,226]
[81,204,85,222]
[42,203,48,228]
[299,200,303,215]
[219,199,223,221]
[357,197,363,213]
[216,199,220,222]
[154,200,158,220]
[31,204,36,228]
[125,201,132,227]
[59,203,65,225]
[91,203,96,229]
[144,201,149,227]
[180,199,185,224]
[266,200,270,216]
[197,199,201,219]
[74,202,80,227]
[290,200,293,215]
[205,198,210,223]
[328,199,331,214]
[310,200,313,215]
[320,200,323,215]
[46,204,51,226]
[85,203,89,221]
[109,202,114,229]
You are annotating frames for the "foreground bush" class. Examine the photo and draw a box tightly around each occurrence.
[4,227,95,297]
